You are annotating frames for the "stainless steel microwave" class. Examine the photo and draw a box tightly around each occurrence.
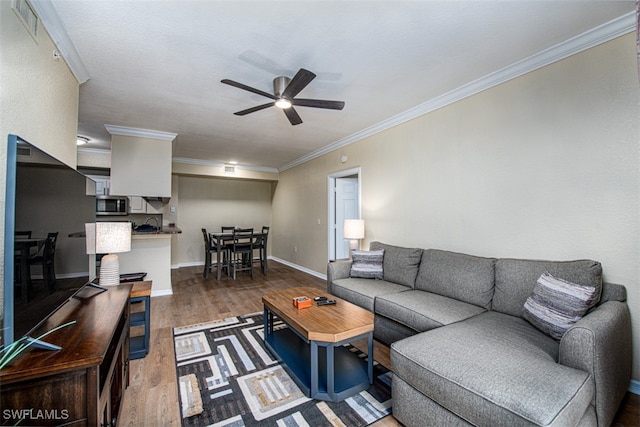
[96,195,128,215]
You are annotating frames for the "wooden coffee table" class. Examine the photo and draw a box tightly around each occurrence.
[262,286,374,402]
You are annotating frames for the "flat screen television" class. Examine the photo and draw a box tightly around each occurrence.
[2,134,98,350]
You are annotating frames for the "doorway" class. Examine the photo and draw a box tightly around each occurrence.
[328,168,361,260]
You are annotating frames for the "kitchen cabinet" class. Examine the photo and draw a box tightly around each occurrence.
[128,196,163,214]
[88,175,110,195]
[129,196,146,213]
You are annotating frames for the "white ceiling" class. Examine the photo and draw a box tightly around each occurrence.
[47,1,635,171]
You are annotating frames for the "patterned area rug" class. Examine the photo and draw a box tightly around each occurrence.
[173,312,392,426]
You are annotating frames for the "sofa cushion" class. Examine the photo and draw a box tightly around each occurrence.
[330,277,411,312]
[493,258,602,318]
[349,249,384,279]
[376,290,486,333]
[414,249,496,309]
[523,271,600,340]
[370,241,422,288]
[391,311,593,426]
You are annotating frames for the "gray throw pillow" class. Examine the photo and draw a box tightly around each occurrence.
[522,271,600,340]
[350,250,384,280]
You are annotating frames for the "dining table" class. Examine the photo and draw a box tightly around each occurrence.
[209,231,268,281]
[14,237,47,303]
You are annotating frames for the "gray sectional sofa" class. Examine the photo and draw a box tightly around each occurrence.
[327,242,632,427]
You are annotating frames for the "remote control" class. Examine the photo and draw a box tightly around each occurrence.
[317,300,336,306]
[314,296,327,301]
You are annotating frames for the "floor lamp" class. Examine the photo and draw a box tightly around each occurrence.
[94,222,132,286]
[344,219,365,256]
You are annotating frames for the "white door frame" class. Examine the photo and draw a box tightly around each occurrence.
[328,167,361,261]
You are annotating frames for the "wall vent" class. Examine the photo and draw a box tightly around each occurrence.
[13,0,38,39]
[17,146,32,158]
[224,164,236,173]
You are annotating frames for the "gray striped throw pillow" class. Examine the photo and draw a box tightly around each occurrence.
[350,249,384,280]
[523,271,599,340]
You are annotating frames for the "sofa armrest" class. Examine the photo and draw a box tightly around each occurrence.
[559,300,632,427]
[327,260,352,292]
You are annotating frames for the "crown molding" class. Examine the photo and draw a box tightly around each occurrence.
[172,157,279,173]
[104,124,177,141]
[75,151,280,173]
[77,147,111,156]
[278,11,636,172]
[29,0,90,84]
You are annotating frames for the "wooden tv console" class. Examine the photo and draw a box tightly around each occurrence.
[0,283,132,427]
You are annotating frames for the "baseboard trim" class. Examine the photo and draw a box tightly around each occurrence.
[179,261,204,268]
[268,256,327,280]
[629,379,640,395]
[151,289,173,297]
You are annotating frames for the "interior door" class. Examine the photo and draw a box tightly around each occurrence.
[335,177,359,259]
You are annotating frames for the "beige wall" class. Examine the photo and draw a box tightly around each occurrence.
[174,175,273,266]
[272,34,640,380]
[0,1,80,316]
[0,2,79,167]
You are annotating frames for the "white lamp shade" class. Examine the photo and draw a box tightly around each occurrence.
[95,222,131,254]
[344,219,365,240]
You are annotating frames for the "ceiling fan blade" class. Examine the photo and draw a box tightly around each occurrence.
[221,79,276,100]
[292,98,345,110]
[283,106,303,126]
[234,102,274,116]
[282,68,316,99]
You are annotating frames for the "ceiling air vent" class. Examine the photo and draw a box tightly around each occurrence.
[224,164,236,174]
[13,0,38,39]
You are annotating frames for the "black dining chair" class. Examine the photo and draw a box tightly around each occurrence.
[202,228,222,279]
[252,226,269,275]
[219,226,236,274]
[229,228,254,279]
[14,231,33,288]
[28,232,58,292]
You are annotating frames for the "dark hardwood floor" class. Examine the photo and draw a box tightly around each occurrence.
[117,262,639,426]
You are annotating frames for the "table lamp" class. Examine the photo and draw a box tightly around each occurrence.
[344,219,365,253]
[95,222,131,286]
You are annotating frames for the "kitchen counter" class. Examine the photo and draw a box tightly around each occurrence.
[119,234,173,296]
[131,226,182,237]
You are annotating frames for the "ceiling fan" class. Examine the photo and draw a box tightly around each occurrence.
[221,68,345,126]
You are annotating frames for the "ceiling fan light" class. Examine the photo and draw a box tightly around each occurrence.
[275,98,292,109]
[76,135,90,145]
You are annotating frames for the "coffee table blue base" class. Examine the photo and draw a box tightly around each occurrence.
[263,307,373,402]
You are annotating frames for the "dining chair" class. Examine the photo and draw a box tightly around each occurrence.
[229,228,254,279]
[202,228,222,279]
[14,231,33,288]
[252,226,269,275]
[219,226,236,274]
[28,232,58,292]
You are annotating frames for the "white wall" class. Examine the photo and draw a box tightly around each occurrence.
[175,175,273,266]
[272,34,640,380]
